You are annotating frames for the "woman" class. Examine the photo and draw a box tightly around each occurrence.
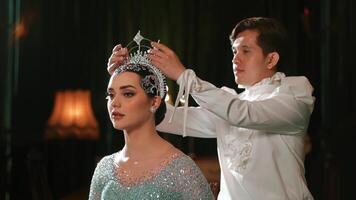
[89,37,214,199]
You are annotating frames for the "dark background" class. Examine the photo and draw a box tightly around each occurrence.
[1,0,355,199]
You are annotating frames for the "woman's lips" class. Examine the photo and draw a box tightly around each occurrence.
[111,111,125,120]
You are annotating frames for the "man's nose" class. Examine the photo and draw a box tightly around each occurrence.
[232,53,240,64]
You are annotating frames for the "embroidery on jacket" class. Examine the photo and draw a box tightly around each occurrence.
[223,128,253,173]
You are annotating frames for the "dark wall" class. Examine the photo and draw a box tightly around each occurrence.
[1,0,356,199]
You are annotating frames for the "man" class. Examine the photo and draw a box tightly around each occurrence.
[108,17,315,200]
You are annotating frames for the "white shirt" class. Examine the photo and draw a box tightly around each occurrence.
[158,69,315,200]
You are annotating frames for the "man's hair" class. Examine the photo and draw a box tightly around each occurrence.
[230,17,289,68]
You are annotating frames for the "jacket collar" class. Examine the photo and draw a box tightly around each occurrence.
[238,72,285,90]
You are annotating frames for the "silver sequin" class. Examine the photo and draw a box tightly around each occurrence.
[89,152,214,200]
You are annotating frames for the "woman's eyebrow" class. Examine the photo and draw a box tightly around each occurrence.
[119,85,136,90]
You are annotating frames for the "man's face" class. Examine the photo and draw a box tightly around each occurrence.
[232,29,274,86]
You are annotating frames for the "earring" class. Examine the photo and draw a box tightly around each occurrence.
[150,107,156,113]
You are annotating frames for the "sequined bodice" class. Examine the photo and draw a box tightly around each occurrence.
[89,152,214,200]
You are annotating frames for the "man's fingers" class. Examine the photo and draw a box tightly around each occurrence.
[151,42,172,54]
[149,52,164,65]
[112,44,122,53]
[107,55,126,74]
[150,57,164,70]
[108,61,121,74]
[148,49,168,60]
[108,64,115,74]
[109,48,128,66]
[108,62,119,70]
[148,54,165,70]
[108,57,120,65]
[113,47,128,56]
[112,45,128,57]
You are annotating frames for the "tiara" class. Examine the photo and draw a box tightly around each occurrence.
[115,31,167,99]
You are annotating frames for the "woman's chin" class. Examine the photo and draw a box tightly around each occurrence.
[112,123,124,130]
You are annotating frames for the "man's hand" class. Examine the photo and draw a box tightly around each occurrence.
[107,44,128,75]
[148,42,186,81]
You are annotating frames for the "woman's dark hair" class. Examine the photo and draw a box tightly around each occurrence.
[229,17,289,68]
[152,97,166,125]
[122,65,166,125]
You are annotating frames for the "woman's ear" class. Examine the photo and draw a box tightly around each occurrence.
[151,96,161,110]
[266,52,280,70]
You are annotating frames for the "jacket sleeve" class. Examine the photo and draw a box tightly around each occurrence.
[157,103,218,138]
[176,69,315,134]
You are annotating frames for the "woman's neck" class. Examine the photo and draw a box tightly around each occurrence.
[121,122,170,159]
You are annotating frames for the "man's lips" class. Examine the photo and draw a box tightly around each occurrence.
[234,68,244,75]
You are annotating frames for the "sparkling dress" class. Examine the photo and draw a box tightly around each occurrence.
[89,151,214,200]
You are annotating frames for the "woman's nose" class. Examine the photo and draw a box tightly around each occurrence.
[110,97,120,107]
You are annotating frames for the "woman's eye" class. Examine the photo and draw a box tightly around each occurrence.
[123,92,134,97]
[106,93,114,100]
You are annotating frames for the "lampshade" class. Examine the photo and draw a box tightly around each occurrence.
[45,90,99,140]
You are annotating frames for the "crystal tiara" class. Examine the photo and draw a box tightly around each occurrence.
[115,31,167,99]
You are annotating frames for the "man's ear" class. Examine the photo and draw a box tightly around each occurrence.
[266,52,280,70]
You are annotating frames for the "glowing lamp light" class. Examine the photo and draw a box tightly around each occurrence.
[45,90,99,140]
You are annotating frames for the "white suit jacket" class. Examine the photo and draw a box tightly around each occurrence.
[158,70,315,200]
